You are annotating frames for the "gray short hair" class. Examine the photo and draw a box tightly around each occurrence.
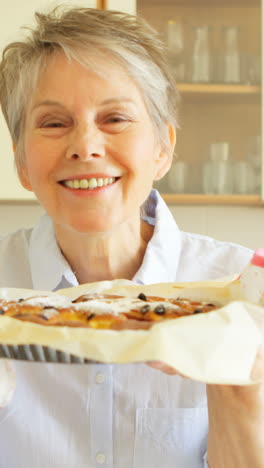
[0,6,179,172]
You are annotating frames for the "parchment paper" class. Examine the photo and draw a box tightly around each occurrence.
[0,278,263,385]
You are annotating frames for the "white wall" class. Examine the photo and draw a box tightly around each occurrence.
[106,0,136,14]
[0,0,97,201]
[0,203,43,235]
[0,202,263,251]
[169,204,264,250]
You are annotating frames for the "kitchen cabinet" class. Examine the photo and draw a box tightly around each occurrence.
[134,0,262,205]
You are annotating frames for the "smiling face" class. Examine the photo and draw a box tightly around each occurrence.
[20,53,175,234]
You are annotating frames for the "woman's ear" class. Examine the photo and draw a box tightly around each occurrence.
[19,166,33,191]
[17,161,33,191]
[154,122,176,180]
[13,143,33,191]
[167,121,177,156]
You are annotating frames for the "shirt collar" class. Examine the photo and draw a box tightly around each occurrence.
[28,189,182,290]
[132,190,182,284]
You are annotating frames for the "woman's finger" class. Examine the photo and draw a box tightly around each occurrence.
[147,360,182,376]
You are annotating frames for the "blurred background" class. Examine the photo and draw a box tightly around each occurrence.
[0,0,263,250]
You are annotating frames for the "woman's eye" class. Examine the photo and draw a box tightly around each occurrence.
[100,114,132,133]
[106,115,129,124]
[42,122,65,128]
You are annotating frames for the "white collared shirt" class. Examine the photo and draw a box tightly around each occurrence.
[0,190,253,468]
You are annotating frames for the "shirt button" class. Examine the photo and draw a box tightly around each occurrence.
[96,452,106,464]
[95,373,105,384]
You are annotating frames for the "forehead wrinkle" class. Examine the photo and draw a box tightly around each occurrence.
[31,100,67,112]
[31,97,138,114]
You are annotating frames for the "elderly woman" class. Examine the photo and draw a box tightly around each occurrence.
[0,7,263,468]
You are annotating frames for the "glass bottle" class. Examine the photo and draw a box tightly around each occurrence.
[191,25,210,83]
[223,26,240,83]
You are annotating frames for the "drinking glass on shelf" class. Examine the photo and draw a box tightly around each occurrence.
[246,54,261,85]
[167,158,189,193]
[233,160,256,194]
[190,25,211,83]
[214,26,242,84]
[246,135,262,194]
[247,135,261,170]
[202,142,233,194]
[166,19,185,82]
[222,26,241,83]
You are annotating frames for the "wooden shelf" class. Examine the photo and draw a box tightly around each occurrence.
[162,194,264,205]
[177,83,261,97]
[139,0,260,6]
[0,199,38,204]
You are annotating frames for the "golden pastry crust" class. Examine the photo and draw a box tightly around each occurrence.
[0,293,219,330]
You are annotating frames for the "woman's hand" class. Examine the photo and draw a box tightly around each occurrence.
[147,361,186,377]
[207,346,264,468]
[149,349,264,468]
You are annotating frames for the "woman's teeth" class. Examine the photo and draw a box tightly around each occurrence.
[63,177,117,189]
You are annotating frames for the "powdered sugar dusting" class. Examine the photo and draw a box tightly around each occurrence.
[72,299,180,315]
[42,308,60,319]
[22,296,72,308]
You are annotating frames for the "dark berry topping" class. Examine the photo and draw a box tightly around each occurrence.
[138,293,147,301]
[88,314,95,320]
[0,309,4,315]
[40,315,49,321]
[44,306,56,309]
[141,304,150,314]
[154,305,166,315]
[18,298,24,302]
[194,309,203,314]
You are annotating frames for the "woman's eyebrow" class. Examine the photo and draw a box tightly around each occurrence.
[31,100,66,111]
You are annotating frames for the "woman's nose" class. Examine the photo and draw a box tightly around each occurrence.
[65,124,105,161]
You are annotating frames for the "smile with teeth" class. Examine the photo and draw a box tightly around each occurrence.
[61,177,118,190]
